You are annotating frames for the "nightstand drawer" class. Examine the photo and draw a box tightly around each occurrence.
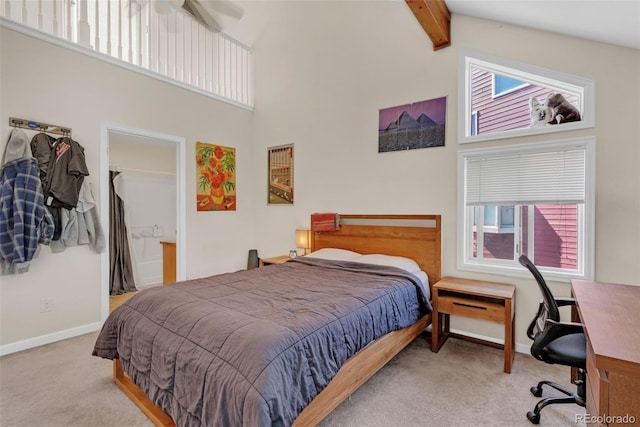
[437,295,505,323]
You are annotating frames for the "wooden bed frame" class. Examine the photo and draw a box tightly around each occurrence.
[112,214,441,426]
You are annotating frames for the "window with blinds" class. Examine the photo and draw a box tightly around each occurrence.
[457,138,595,280]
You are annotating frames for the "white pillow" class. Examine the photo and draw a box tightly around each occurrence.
[412,270,430,300]
[306,248,362,261]
[353,254,421,273]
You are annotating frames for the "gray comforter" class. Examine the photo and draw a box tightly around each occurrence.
[93,257,431,427]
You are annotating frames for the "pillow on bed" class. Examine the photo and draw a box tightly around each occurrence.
[353,254,422,273]
[306,248,362,261]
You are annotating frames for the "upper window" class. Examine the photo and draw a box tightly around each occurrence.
[457,137,595,281]
[458,50,595,143]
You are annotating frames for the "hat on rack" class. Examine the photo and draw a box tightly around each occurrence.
[2,129,32,164]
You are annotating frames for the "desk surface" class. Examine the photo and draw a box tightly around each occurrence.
[571,280,640,377]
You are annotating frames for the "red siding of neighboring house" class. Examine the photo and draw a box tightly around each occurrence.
[473,205,578,270]
[531,205,578,269]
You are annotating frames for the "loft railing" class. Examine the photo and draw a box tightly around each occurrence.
[1,0,253,108]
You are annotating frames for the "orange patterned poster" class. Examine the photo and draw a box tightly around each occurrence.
[196,142,236,211]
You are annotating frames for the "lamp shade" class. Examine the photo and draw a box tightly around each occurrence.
[295,229,310,250]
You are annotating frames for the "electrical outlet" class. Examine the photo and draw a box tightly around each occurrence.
[40,298,54,313]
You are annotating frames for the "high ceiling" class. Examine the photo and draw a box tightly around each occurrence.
[223,0,640,50]
[446,0,640,50]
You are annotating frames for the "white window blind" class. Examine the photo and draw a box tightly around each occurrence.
[465,147,586,206]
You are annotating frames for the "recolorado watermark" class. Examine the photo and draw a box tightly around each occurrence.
[576,414,636,424]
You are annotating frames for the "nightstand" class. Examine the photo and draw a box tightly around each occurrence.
[431,277,516,373]
[259,255,292,267]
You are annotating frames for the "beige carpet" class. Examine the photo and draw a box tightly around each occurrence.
[0,332,584,426]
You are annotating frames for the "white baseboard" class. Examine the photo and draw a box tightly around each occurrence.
[0,322,102,356]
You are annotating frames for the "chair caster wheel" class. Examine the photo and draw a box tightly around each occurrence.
[530,385,543,397]
[527,411,541,424]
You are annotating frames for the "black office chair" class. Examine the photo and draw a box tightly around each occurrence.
[518,255,586,424]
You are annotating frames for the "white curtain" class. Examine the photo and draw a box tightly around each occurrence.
[113,171,176,287]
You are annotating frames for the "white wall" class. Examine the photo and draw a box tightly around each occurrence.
[109,136,176,173]
[250,2,640,348]
[0,26,254,351]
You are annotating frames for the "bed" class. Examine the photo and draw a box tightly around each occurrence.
[93,214,441,426]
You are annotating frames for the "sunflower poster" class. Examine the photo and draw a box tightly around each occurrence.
[196,142,236,211]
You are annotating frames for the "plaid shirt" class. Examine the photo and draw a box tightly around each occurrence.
[0,158,54,274]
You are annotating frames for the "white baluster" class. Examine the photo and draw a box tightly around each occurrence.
[212,33,219,94]
[77,0,90,47]
[155,9,160,72]
[193,23,197,86]
[4,0,12,21]
[224,38,230,98]
[218,36,224,97]
[170,10,177,78]
[165,11,171,77]
[53,0,59,37]
[127,0,132,63]
[183,17,188,83]
[66,0,73,42]
[158,14,164,74]
[37,0,43,30]
[117,0,122,59]
[205,31,211,92]
[21,0,27,24]
[136,2,142,66]
[106,0,112,56]
[176,14,183,80]
[94,0,100,52]
[244,51,248,106]
[233,43,239,101]
[147,5,154,71]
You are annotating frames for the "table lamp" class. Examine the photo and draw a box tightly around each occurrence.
[295,229,311,255]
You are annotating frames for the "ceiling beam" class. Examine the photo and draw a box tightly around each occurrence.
[405,0,451,50]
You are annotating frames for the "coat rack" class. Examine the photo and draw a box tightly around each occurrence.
[9,117,72,136]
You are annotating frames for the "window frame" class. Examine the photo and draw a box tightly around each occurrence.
[458,49,596,144]
[457,137,596,282]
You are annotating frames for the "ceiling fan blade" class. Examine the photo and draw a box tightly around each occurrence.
[183,0,225,31]
[198,0,244,21]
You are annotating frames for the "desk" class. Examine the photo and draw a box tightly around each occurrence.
[571,280,640,426]
[431,277,515,373]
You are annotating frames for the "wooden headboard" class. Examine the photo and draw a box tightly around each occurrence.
[310,214,442,288]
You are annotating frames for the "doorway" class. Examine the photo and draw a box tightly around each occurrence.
[99,123,186,321]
